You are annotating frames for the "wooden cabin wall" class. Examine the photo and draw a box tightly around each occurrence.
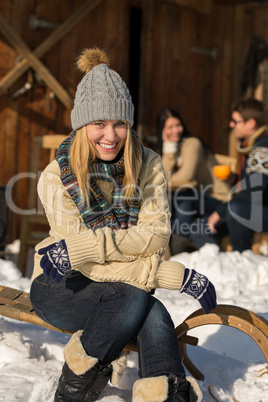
[209,4,251,155]
[139,0,214,148]
[1,0,268,242]
[141,1,268,155]
[208,3,268,154]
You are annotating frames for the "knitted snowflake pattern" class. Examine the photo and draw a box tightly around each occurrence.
[246,147,268,175]
[180,269,209,300]
[48,242,71,277]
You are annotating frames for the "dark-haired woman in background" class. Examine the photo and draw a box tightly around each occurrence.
[157,108,230,254]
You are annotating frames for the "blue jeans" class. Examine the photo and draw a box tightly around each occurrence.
[30,271,185,379]
[171,188,222,238]
[227,200,268,251]
[190,200,268,252]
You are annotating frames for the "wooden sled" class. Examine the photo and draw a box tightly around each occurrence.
[1,284,268,381]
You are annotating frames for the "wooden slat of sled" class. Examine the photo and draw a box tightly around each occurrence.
[184,304,268,337]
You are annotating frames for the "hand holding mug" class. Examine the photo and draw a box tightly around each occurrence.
[213,164,231,181]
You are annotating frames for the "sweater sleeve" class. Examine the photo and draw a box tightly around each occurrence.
[155,260,185,290]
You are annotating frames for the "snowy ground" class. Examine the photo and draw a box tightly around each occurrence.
[0,242,268,401]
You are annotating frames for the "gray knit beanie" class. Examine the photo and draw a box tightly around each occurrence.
[71,48,134,130]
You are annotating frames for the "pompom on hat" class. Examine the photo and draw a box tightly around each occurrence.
[71,48,134,130]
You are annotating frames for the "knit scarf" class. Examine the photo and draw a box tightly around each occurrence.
[236,125,268,190]
[236,125,268,155]
[55,131,141,231]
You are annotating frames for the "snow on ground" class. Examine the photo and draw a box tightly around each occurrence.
[0,242,268,401]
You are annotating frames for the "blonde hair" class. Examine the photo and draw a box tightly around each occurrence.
[70,123,143,203]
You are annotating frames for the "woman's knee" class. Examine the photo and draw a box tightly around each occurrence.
[100,283,148,315]
[228,200,251,221]
[30,274,55,306]
[143,296,174,332]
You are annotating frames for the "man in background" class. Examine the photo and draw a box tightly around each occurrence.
[191,97,268,252]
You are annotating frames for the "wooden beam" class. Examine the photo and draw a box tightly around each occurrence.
[137,0,155,135]
[0,15,73,110]
[214,0,265,5]
[162,0,212,14]
[0,0,103,98]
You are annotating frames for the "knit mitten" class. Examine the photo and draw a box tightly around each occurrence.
[180,268,217,314]
[38,240,71,283]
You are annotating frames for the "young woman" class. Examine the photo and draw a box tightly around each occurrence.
[157,108,230,254]
[30,48,216,402]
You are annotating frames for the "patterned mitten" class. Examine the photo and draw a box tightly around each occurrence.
[38,240,71,284]
[180,268,217,314]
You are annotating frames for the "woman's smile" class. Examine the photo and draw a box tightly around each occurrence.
[98,142,118,150]
[86,120,127,161]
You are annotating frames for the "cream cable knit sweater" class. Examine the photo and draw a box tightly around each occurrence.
[32,147,185,292]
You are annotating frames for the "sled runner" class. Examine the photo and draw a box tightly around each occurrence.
[1,284,268,381]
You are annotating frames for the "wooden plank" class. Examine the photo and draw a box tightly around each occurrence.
[0,15,73,109]
[179,341,204,381]
[184,304,268,337]
[179,334,199,346]
[0,286,23,300]
[232,5,247,101]
[182,10,211,140]
[42,134,67,151]
[219,6,234,154]
[209,5,233,154]
[151,1,170,119]
[215,0,264,5]
[0,0,103,96]
[162,0,212,14]
[0,102,18,179]
[137,0,155,135]
[55,0,74,130]
[0,0,19,191]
